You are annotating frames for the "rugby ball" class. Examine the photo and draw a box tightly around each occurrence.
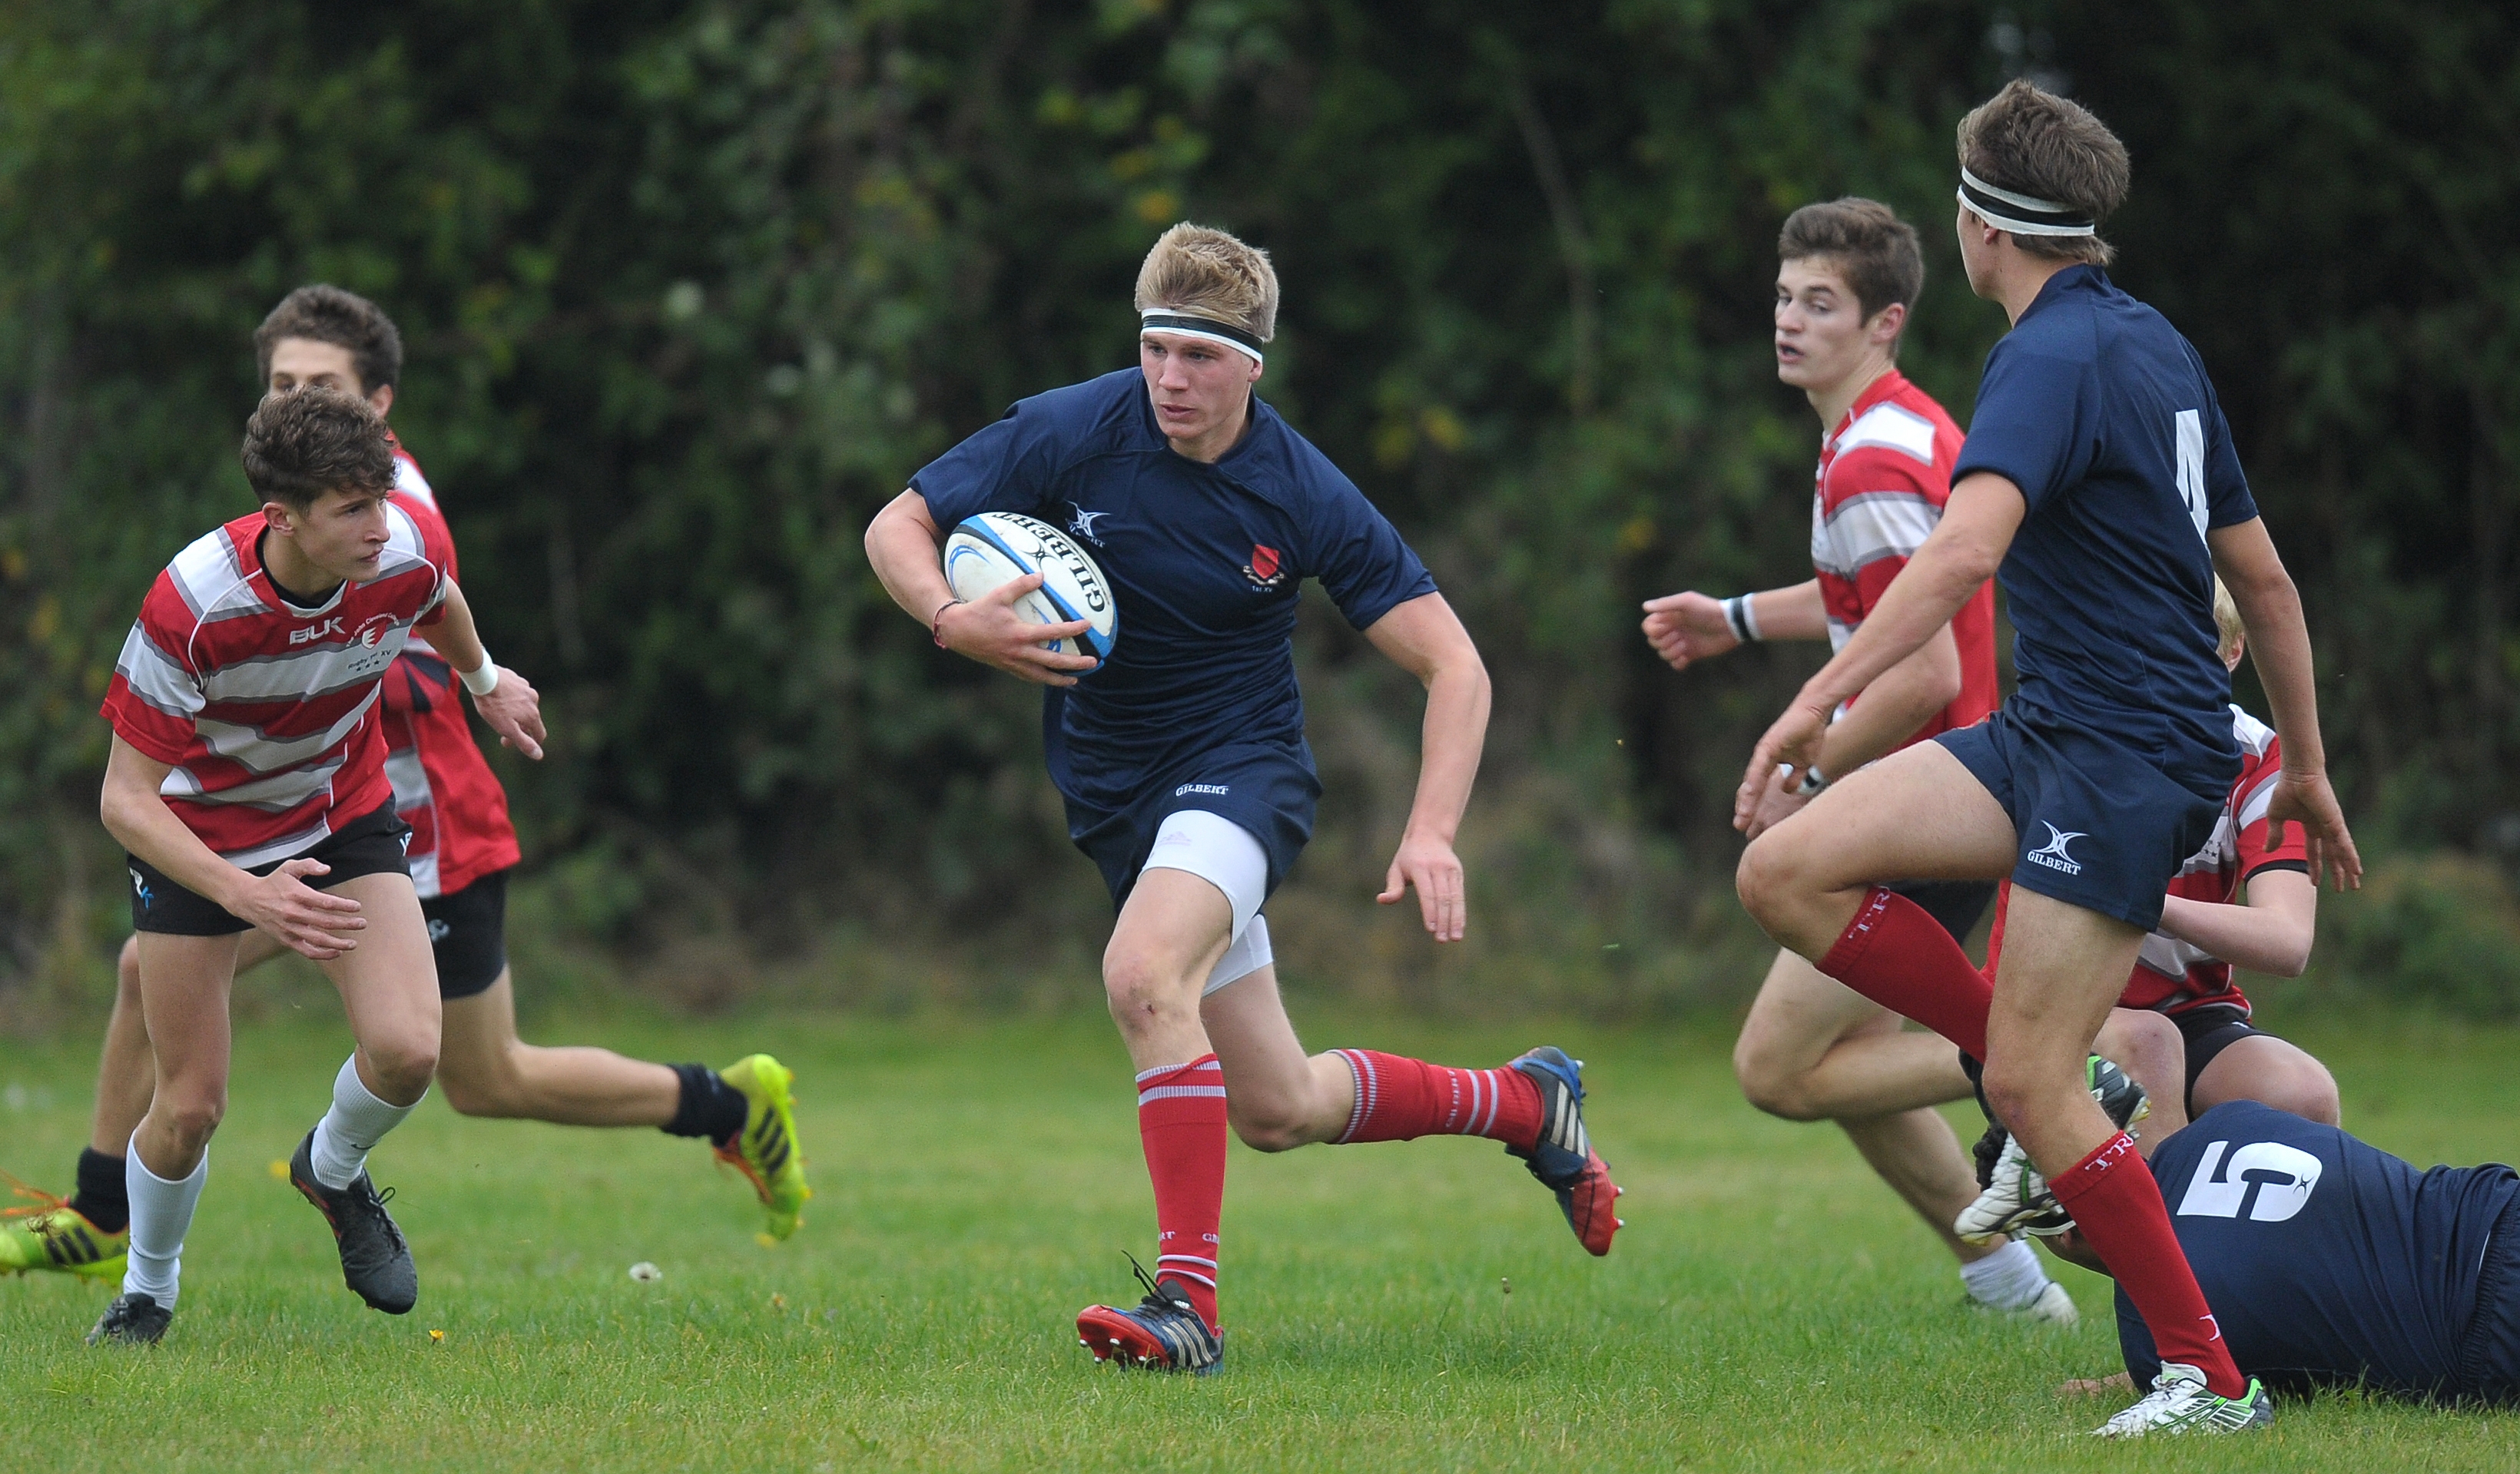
[940,512,1119,661]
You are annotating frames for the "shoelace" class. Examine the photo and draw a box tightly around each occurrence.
[344,1181,408,1253]
[3,1172,73,1221]
[1122,1250,1181,1313]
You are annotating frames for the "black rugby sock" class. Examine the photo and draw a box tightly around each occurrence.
[71,1146,131,1234]
[662,1064,750,1147]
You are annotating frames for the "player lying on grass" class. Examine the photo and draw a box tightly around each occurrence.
[1643,198,2073,1322]
[866,223,1620,1376]
[1959,580,2339,1240]
[2043,1101,2520,1409]
[2,287,806,1293]
[1731,81,2358,1436]
[75,388,543,1345]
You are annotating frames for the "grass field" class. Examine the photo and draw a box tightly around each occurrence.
[5,999,2517,1470]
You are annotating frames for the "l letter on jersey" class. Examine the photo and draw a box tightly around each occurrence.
[2176,1139,2323,1223]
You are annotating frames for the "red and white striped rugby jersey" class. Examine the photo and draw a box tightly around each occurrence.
[101,501,453,868]
[377,442,520,899]
[1984,706,2309,1018]
[1808,370,2000,746]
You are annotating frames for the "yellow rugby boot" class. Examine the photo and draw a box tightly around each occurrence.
[714,1055,811,1240]
[0,1178,127,1281]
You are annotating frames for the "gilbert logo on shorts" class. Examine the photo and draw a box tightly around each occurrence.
[1175,782,1229,797]
[2024,822,2087,876]
[1243,543,1285,591]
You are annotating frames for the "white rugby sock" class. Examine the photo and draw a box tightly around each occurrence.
[122,1138,207,1310]
[310,1055,422,1191]
[1959,1236,2054,1310]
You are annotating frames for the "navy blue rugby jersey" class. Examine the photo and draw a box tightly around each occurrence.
[2117,1101,2519,1398]
[910,369,1436,812]
[1954,267,2259,769]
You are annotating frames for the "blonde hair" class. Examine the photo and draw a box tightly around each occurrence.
[1133,223,1278,343]
[2211,577,2246,661]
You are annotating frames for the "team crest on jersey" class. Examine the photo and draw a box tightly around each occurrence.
[355,614,398,648]
[1243,543,1285,590]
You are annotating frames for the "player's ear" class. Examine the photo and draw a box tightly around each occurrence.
[262,501,295,536]
[368,383,394,419]
[1869,302,1906,345]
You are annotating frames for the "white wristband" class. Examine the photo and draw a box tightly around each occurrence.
[1723,595,1763,644]
[459,658,499,696]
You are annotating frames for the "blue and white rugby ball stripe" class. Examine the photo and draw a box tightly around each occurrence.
[941,512,1119,661]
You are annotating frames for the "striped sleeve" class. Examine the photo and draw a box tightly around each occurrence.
[2232,734,2309,879]
[99,575,207,763]
[1822,449,1943,614]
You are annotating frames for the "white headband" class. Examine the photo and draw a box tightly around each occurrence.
[1139,310,1265,366]
[1957,167,2097,237]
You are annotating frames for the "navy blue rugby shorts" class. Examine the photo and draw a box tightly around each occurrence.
[2455,1199,2520,1404]
[1935,708,2230,932]
[1066,740,1321,910]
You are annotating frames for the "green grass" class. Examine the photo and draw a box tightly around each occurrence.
[4,1002,2516,1470]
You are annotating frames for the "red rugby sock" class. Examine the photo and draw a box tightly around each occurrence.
[1818,886,1993,1061]
[2051,1132,2248,1397]
[1331,1050,1543,1153]
[1136,1055,1226,1331]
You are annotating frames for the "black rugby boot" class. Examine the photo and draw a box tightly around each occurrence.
[288,1128,418,1314]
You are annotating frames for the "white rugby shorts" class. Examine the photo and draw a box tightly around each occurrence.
[1142,808,1275,995]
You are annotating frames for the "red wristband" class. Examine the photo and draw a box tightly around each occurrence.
[931,598,967,648]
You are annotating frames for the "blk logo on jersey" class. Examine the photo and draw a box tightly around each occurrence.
[2175,1139,2323,1222]
[289,616,347,645]
[2024,822,2087,876]
[1244,543,1285,590]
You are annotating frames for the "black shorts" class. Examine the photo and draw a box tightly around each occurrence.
[128,804,410,936]
[423,869,510,1000]
[2173,1002,2276,1113]
[1884,879,1997,946]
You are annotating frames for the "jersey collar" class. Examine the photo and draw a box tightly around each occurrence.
[2019,263,2110,324]
[1825,369,1912,451]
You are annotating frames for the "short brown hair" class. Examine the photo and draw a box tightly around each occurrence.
[1956,80,2129,267]
[1778,198,1925,325]
[254,284,403,392]
[240,387,396,511]
[1133,223,1278,343]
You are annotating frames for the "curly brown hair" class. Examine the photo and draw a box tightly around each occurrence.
[240,387,396,511]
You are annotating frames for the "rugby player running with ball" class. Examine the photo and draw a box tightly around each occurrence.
[1730,82,2359,1436]
[866,224,1620,1375]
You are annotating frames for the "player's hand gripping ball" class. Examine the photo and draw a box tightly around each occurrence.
[941,512,1119,661]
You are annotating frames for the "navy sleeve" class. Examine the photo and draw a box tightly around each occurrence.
[910,398,1070,528]
[1300,470,1437,631]
[2200,390,2260,529]
[1952,343,2097,515]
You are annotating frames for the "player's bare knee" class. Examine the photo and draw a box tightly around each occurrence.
[156,1087,227,1149]
[2266,1059,2341,1126]
[1228,1101,1311,1153]
[1732,1045,1823,1121]
[434,1058,519,1118]
[1102,952,1192,1030]
[365,1036,440,1101]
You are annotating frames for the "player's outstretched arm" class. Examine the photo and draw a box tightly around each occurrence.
[1362,591,1490,942]
[1640,579,1825,671]
[429,580,546,760]
[2157,869,2317,978]
[99,737,364,959]
[863,489,1097,686]
[2209,518,2362,891]
[1735,472,2022,830]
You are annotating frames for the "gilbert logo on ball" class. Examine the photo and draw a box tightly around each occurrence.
[941,512,1119,660]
